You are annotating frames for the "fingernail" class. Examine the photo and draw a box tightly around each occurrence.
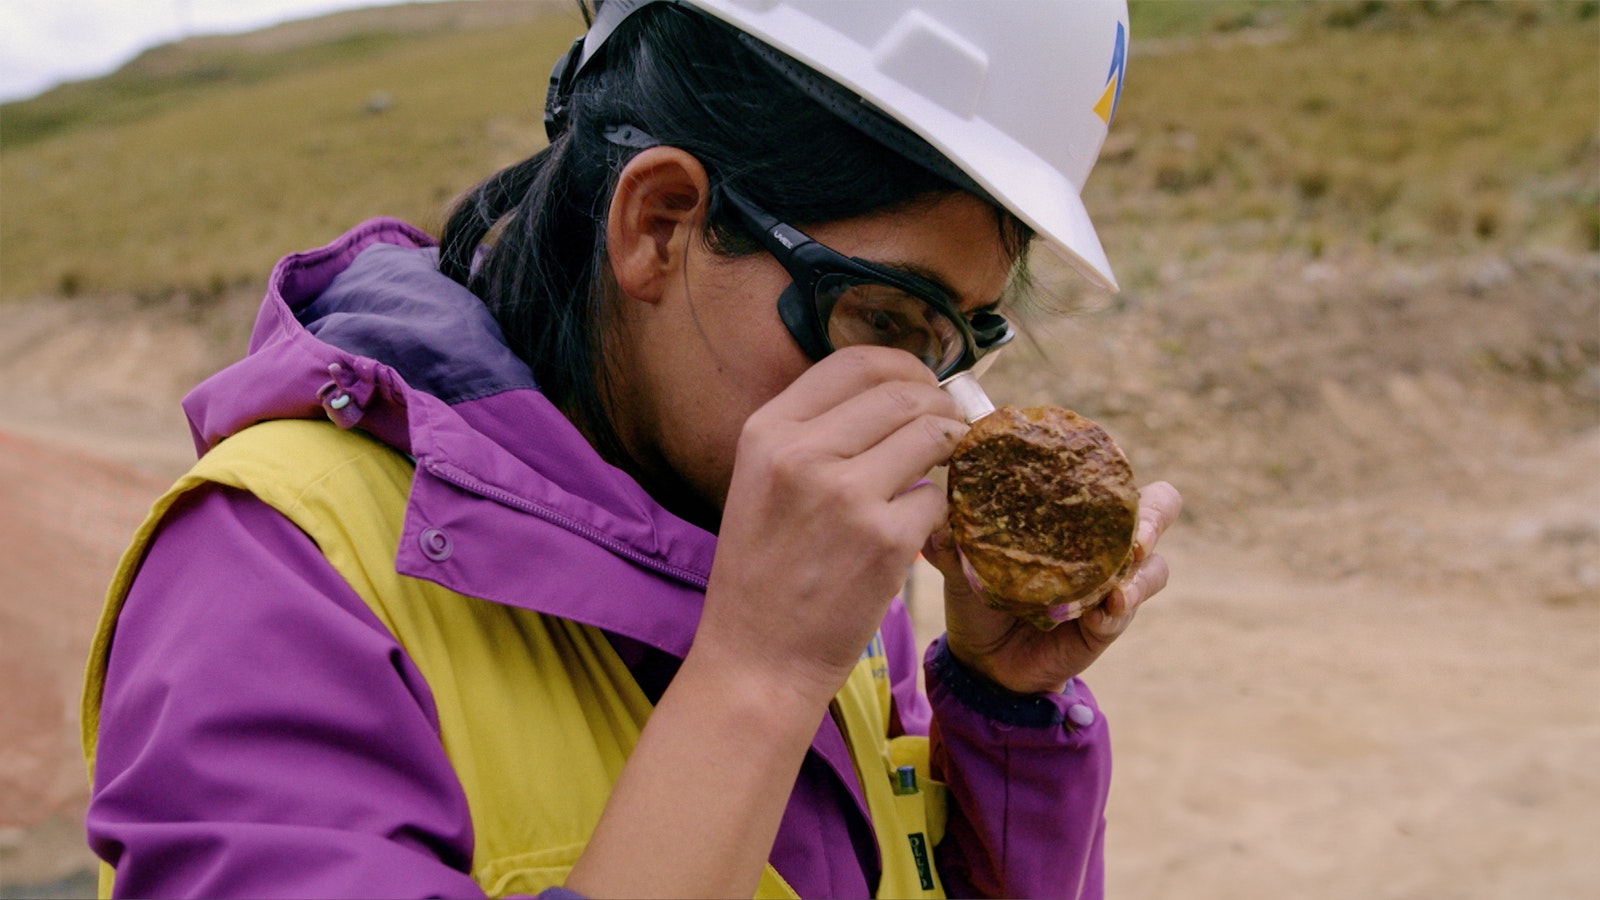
[958,549,988,596]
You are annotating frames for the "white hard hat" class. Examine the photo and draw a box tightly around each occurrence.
[554,0,1129,291]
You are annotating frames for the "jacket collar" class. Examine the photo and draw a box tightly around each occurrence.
[183,218,718,656]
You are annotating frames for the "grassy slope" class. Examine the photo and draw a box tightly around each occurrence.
[1084,1,1599,298]
[0,1,1596,302]
[1,2,579,300]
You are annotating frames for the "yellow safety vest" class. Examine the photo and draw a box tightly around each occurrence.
[83,419,947,898]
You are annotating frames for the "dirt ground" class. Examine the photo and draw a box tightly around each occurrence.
[1,243,1596,897]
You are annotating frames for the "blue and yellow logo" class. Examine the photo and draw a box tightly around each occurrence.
[1092,21,1127,126]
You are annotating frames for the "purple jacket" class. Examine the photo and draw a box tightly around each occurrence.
[87,219,1111,899]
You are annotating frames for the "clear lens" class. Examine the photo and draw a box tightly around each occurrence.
[817,275,964,374]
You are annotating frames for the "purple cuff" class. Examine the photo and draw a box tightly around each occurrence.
[924,635,1098,731]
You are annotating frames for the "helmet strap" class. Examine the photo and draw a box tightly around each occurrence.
[545,0,669,141]
[544,35,587,141]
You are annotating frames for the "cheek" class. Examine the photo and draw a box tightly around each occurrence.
[694,258,813,397]
[696,316,808,452]
[666,257,816,498]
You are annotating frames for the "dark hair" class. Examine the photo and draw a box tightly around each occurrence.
[439,3,1032,464]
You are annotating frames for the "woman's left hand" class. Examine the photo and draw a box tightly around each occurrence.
[923,480,1183,696]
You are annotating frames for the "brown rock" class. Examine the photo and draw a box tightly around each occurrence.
[947,406,1140,629]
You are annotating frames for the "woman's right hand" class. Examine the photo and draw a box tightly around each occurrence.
[695,345,968,710]
[573,346,965,899]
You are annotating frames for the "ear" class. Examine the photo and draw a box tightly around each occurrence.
[607,147,712,305]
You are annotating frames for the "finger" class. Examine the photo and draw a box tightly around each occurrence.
[813,380,964,461]
[1133,480,1183,561]
[884,480,950,551]
[920,528,1003,610]
[1081,594,1135,642]
[845,411,967,499]
[1109,551,1170,618]
[760,345,940,425]
[921,523,956,566]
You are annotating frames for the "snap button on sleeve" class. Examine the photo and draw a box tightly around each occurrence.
[419,527,453,562]
[1067,703,1096,728]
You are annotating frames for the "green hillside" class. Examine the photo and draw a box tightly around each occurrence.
[1090,0,1599,300]
[0,0,1595,302]
[0,1,580,300]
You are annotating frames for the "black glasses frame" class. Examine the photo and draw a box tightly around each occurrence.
[717,184,1013,380]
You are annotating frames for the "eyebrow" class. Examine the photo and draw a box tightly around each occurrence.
[877,259,1006,314]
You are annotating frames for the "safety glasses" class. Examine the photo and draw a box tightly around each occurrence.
[718,184,1014,381]
[601,124,1013,379]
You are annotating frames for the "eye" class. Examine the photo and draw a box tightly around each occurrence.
[863,305,913,341]
[825,281,958,369]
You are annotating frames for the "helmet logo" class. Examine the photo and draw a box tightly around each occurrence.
[1092,21,1127,126]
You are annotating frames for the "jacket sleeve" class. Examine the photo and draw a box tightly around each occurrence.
[87,485,563,899]
[920,635,1111,900]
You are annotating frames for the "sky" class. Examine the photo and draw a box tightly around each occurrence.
[0,0,433,103]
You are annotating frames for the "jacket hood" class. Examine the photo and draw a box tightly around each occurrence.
[185,218,515,451]
[182,219,718,652]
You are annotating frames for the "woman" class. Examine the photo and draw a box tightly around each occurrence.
[83,1,1181,897]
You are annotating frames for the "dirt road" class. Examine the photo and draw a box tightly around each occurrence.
[0,427,171,890]
[906,428,1600,898]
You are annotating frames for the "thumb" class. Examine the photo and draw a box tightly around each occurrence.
[921,526,992,600]
[921,525,961,578]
